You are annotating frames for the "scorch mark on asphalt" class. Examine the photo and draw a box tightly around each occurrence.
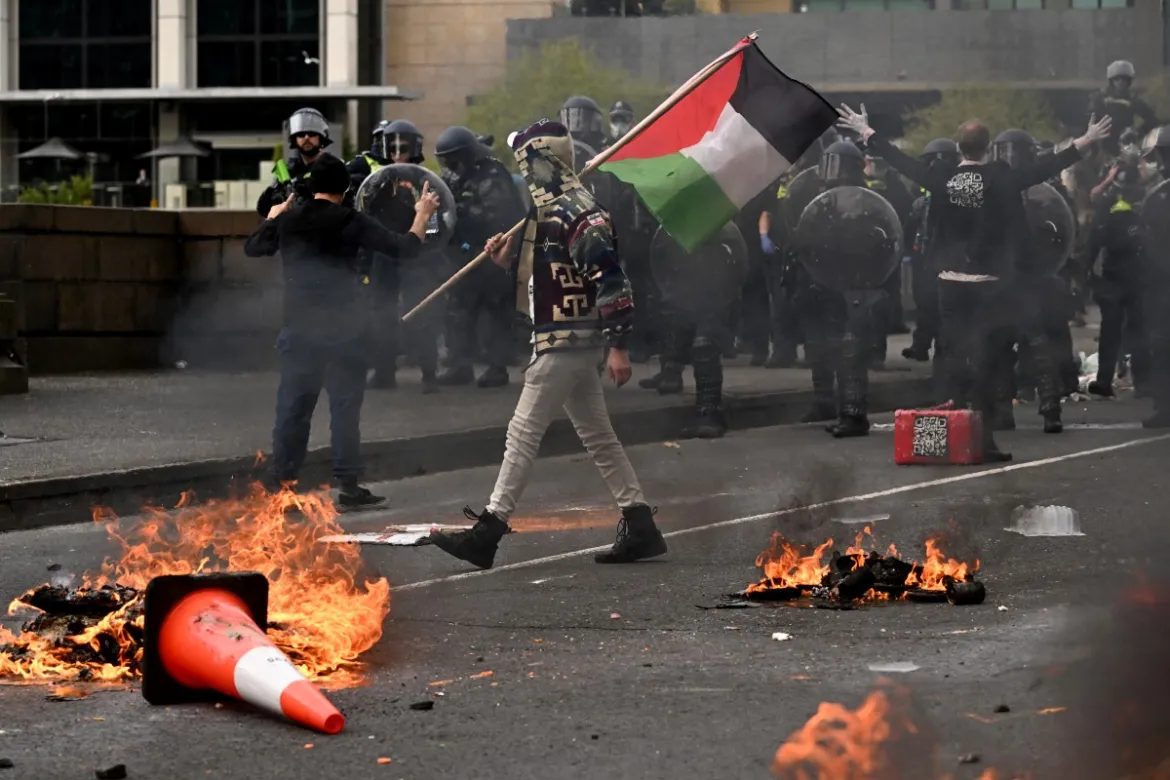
[394,432,1170,592]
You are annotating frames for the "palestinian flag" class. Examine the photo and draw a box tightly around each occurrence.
[600,40,836,251]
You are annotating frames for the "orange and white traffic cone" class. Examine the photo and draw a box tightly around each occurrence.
[142,572,345,735]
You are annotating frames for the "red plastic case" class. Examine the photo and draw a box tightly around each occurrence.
[894,409,984,465]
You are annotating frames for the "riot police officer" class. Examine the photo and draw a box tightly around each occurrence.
[347,120,390,192]
[257,107,330,218]
[434,126,528,388]
[1087,160,1149,399]
[560,96,609,152]
[903,138,959,364]
[794,140,884,437]
[1089,61,1157,157]
[609,100,635,142]
[992,128,1075,433]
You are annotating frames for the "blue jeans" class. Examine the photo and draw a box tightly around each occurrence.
[271,326,368,486]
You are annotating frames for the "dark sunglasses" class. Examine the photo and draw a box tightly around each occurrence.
[294,132,319,139]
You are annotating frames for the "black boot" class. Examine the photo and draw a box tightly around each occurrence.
[830,415,870,438]
[1043,408,1063,434]
[765,350,796,369]
[476,365,509,388]
[749,350,768,367]
[682,407,726,439]
[429,507,510,570]
[436,364,474,386]
[901,345,930,362]
[639,364,683,392]
[595,505,667,563]
[421,372,440,395]
[336,483,388,512]
[656,365,684,394]
[1087,380,1114,398]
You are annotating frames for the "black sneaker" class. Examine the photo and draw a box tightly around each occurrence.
[595,505,667,564]
[901,346,930,362]
[337,486,388,512]
[430,507,510,570]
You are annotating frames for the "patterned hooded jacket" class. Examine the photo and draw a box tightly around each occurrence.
[510,119,634,356]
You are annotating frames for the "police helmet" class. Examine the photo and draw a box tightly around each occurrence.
[288,107,331,148]
[435,125,488,170]
[1106,60,1135,81]
[377,119,424,163]
[922,137,960,166]
[992,128,1036,169]
[1142,125,1170,173]
[819,140,865,185]
[610,100,634,121]
[560,96,604,139]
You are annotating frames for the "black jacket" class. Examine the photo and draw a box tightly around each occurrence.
[244,199,421,333]
[256,156,314,218]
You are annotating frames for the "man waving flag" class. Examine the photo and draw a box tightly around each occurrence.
[599,37,837,251]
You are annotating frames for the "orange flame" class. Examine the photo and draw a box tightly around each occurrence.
[0,485,390,685]
[746,533,834,594]
[774,686,1032,780]
[904,539,979,592]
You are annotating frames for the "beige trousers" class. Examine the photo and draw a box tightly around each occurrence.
[486,349,646,521]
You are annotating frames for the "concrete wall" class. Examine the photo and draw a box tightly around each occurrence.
[506,6,1163,91]
[0,206,275,375]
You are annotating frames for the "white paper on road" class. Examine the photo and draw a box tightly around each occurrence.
[319,525,473,546]
[771,632,793,642]
[1005,506,1084,537]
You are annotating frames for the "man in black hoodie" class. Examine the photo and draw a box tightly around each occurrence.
[244,153,440,509]
[838,104,1111,461]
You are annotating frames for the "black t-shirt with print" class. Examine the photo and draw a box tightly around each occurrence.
[867,136,1082,279]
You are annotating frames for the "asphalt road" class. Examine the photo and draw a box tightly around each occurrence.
[2,397,1169,780]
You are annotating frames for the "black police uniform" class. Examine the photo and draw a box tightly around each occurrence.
[435,127,528,388]
[1087,188,1149,396]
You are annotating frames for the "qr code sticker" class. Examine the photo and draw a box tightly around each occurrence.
[912,415,949,459]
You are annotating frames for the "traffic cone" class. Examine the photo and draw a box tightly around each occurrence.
[142,572,345,735]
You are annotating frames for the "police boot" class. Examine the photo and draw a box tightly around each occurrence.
[436,364,474,386]
[1042,407,1063,434]
[421,371,440,395]
[981,431,1013,463]
[750,349,768,367]
[765,348,796,369]
[1087,380,1114,398]
[476,365,509,388]
[683,344,725,439]
[830,415,870,438]
[429,507,510,570]
[901,345,931,362]
[655,364,685,394]
[594,505,668,564]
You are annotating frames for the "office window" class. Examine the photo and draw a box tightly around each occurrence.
[1072,0,1130,6]
[800,0,932,9]
[11,102,152,185]
[18,0,151,89]
[198,0,321,87]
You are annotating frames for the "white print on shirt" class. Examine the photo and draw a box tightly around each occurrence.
[947,171,984,208]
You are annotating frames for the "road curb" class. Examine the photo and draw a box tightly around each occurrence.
[0,376,934,533]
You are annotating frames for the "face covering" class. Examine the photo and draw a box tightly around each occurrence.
[610,122,631,139]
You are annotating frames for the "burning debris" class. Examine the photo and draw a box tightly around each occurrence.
[0,485,391,685]
[740,528,984,607]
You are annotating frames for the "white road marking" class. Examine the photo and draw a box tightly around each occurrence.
[393,432,1170,592]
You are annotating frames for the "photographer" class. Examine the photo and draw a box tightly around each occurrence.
[244,153,441,510]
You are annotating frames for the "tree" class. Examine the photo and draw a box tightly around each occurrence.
[901,87,1061,153]
[462,38,669,167]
